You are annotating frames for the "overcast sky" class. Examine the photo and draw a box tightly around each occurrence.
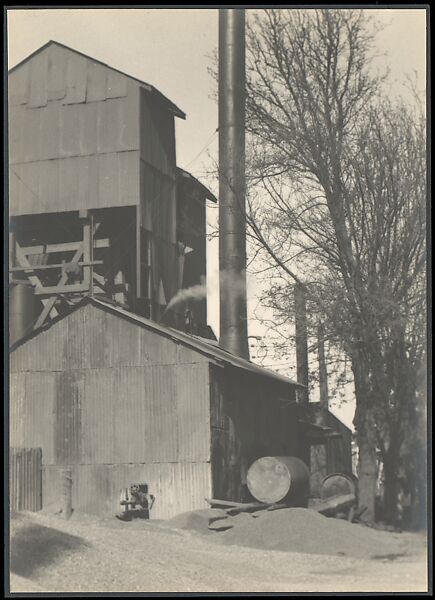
[7,7,427,427]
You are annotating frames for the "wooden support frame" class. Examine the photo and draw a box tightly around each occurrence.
[10,213,110,330]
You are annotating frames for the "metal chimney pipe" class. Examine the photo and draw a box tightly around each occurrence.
[294,282,309,403]
[218,8,249,359]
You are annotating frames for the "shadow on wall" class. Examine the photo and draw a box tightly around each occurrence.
[10,521,89,578]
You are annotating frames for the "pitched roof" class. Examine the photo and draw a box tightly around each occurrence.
[9,40,186,119]
[10,296,302,388]
[176,168,218,203]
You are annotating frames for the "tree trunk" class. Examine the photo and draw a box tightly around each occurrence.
[382,456,401,526]
[352,347,378,522]
[356,423,378,522]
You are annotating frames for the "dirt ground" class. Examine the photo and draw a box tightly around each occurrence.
[8,510,429,593]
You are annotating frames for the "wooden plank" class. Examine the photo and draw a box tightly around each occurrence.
[11,260,103,272]
[34,244,84,328]
[205,498,265,510]
[15,244,59,319]
[136,205,141,298]
[22,239,109,256]
[313,493,356,517]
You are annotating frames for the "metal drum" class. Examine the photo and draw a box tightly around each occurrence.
[247,456,310,505]
[320,473,357,501]
[9,283,35,346]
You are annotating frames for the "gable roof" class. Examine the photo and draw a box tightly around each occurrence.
[176,168,218,203]
[10,296,302,388]
[9,40,186,119]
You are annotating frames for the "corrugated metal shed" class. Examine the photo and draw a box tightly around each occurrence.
[9,300,213,518]
[9,298,304,518]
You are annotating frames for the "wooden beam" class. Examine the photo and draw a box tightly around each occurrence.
[15,244,59,319]
[34,244,84,328]
[313,494,356,517]
[11,260,103,272]
[136,207,141,299]
[9,232,15,283]
[21,238,109,256]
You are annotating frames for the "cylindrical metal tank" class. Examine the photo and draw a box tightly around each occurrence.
[247,456,310,505]
[9,283,35,345]
[320,473,357,501]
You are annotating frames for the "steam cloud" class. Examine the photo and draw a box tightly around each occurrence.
[166,276,207,311]
[165,270,247,313]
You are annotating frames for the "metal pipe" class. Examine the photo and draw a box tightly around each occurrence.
[295,282,309,402]
[318,323,329,414]
[218,8,249,359]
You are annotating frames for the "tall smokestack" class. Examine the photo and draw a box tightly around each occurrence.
[218,8,249,360]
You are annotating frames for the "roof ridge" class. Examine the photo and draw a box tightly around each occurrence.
[10,296,301,388]
[8,40,186,119]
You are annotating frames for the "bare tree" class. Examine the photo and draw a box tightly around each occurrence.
[245,8,427,524]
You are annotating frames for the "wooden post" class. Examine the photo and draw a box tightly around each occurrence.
[62,469,73,519]
[294,282,309,403]
[318,323,329,415]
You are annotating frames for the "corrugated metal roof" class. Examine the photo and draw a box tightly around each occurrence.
[9,40,186,119]
[176,168,218,204]
[11,296,302,388]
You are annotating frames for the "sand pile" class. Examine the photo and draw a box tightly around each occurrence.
[214,508,408,559]
[163,508,227,535]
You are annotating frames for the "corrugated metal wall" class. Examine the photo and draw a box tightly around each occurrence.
[138,87,178,308]
[42,462,211,519]
[210,365,301,502]
[326,411,353,474]
[176,176,207,326]
[9,42,141,215]
[10,448,42,512]
[10,303,212,518]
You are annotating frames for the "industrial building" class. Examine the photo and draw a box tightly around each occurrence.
[9,40,215,341]
[10,297,311,518]
[8,39,352,518]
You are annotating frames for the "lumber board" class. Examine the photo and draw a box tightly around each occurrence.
[314,493,356,516]
[205,498,264,510]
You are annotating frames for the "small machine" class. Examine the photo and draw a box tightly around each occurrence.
[117,483,155,521]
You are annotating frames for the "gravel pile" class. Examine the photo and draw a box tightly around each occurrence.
[213,508,408,559]
[8,511,427,593]
[164,508,227,535]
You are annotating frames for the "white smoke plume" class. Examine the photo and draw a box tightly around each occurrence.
[165,276,207,312]
[165,270,247,313]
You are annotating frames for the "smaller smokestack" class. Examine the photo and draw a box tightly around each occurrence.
[317,323,329,413]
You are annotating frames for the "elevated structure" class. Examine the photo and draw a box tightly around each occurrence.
[8,41,216,343]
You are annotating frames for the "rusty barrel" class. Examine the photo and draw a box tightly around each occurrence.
[9,283,35,346]
[320,473,357,501]
[247,456,310,505]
